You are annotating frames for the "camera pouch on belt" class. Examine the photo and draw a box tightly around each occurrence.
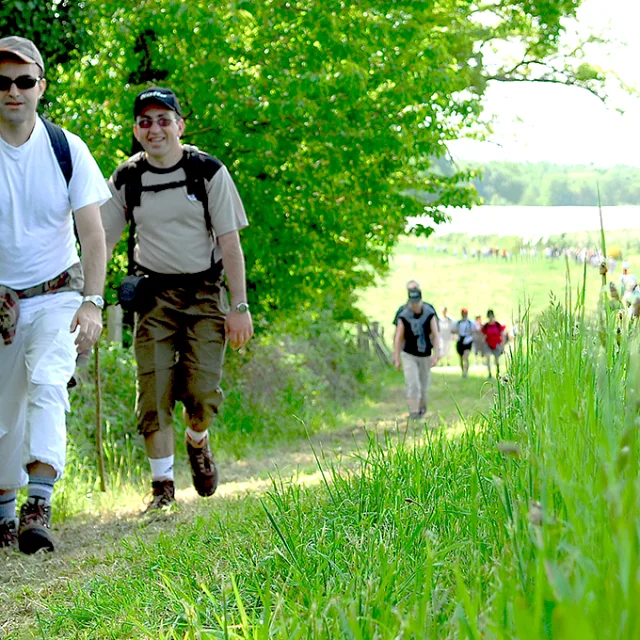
[117,274,151,313]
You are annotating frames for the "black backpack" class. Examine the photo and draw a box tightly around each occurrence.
[41,117,73,186]
[113,147,224,275]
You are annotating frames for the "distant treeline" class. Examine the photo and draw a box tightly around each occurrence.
[467,162,640,206]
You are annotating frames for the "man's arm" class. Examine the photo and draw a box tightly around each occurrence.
[71,203,107,353]
[218,230,254,349]
[429,316,440,367]
[393,320,404,371]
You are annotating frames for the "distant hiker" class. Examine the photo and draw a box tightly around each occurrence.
[392,279,437,346]
[453,308,475,378]
[101,87,253,513]
[393,289,440,418]
[0,37,109,553]
[472,314,485,363]
[438,307,453,366]
[482,309,507,379]
[620,261,634,297]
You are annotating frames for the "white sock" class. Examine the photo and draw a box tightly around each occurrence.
[186,427,208,444]
[149,455,174,482]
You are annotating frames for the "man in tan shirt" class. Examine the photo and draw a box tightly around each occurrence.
[101,87,253,512]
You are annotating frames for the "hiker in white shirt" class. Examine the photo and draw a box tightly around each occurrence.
[0,36,110,554]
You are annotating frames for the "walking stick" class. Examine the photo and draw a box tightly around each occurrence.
[94,340,107,492]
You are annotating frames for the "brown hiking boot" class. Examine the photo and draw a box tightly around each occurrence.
[144,479,176,513]
[18,498,55,554]
[0,518,18,550]
[186,434,218,497]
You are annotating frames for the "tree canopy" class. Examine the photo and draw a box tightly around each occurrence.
[1,0,598,321]
[468,162,640,206]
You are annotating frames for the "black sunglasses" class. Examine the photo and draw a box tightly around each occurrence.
[0,75,42,91]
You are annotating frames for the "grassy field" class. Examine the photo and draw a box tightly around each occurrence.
[357,233,639,328]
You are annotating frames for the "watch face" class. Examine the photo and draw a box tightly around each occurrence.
[84,295,105,309]
[235,302,249,313]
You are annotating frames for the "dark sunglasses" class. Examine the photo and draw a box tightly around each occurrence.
[0,75,42,91]
[136,116,177,129]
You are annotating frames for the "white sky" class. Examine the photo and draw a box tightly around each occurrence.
[448,0,640,167]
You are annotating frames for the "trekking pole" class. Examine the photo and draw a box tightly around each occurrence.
[94,339,107,492]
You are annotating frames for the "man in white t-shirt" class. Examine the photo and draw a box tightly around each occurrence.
[0,36,111,553]
[101,87,253,513]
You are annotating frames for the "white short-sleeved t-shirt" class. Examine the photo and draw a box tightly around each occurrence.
[0,118,111,289]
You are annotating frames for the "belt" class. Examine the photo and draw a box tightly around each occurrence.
[0,263,84,346]
[15,262,84,299]
[137,261,224,289]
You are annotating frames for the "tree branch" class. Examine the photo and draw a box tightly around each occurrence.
[485,73,605,101]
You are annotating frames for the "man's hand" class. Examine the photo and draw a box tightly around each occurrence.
[430,353,440,367]
[70,302,103,353]
[226,311,254,350]
[393,354,402,371]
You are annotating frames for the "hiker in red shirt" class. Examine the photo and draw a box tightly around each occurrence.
[481,309,506,379]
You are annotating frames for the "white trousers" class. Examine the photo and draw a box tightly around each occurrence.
[400,351,432,407]
[0,292,80,489]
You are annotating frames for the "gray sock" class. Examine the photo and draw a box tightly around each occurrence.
[0,490,17,521]
[28,475,55,504]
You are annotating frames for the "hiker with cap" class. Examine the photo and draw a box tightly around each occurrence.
[392,279,437,344]
[393,288,440,418]
[101,87,253,513]
[452,308,475,378]
[0,36,110,553]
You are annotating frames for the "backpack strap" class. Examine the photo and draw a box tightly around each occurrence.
[41,117,73,186]
[114,147,225,275]
[113,152,147,275]
[184,147,224,238]
[113,151,147,223]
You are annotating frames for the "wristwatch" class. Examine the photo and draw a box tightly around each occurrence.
[234,302,250,314]
[82,295,105,310]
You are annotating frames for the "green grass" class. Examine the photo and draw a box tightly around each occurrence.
[356,234,636,327]
[7,289,640,638]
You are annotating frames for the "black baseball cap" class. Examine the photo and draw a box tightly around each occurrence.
[133,87,182,118]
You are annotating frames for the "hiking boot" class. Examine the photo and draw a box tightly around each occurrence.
[144,479,176,513]
[186,434,218,497]
[0,518,18,550]
[18,498,55,554]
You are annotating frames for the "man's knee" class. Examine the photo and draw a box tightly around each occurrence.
[182,378,224,424]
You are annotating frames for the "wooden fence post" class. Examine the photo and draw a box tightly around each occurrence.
[106,305,123,344]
